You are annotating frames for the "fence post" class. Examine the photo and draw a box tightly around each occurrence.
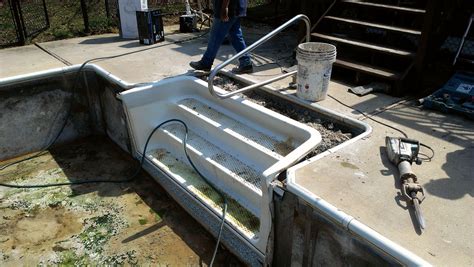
[80,0,90,32]
[105,0,110,18]
[42,0,50,27]
[9,0,25,45]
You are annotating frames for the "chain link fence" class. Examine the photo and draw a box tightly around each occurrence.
[0,0,273,47]
[0,0,19,47]
[18,0,49,36]
[0,0,49,47]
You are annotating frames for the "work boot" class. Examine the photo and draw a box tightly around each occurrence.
[189,60,211,71]
[232,64,254,74]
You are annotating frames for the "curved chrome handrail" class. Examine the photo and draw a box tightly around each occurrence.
[208,14,311,99]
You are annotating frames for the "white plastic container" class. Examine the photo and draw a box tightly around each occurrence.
[118,0,148,39]
[296,42,337,102]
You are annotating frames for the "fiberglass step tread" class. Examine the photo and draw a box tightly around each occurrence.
[147,148,260,239]
[177,98,292,158]
[334,58,402,80]
[160,123,263,194]
[324,16,422,35]
[311,33,416,57]
[341,0,426,13]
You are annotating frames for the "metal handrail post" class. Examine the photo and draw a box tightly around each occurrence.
[208,14,311,99]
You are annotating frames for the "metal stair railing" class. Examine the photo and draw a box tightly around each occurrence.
[208,14,311,99]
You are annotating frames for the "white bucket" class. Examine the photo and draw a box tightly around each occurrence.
[296,42,337,101]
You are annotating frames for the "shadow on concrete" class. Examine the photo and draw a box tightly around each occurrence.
[424,147,474,200]
[376,102,474,148]
[79,36,126,45]
[378,146,399,189]
[326,81,402,117]
[350,95,401,116]
[171,36,210,57]
[119,42,143,49]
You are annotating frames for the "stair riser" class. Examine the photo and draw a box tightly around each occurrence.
[319,20,420,52]
[331,66,399,89]
[311,39,413,72]
[176,105,282,170]
[151,130,262,217]
[355,0,427,9]
[333,3,424,29]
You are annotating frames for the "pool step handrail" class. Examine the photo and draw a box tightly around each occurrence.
[208,14,311,99]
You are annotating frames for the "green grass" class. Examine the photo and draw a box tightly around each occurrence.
[0,2,18,46]
[37,0,117,43]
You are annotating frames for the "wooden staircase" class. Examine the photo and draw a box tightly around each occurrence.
[310,0,430,94]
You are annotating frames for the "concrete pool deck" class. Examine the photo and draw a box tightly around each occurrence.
[1,26,473,266]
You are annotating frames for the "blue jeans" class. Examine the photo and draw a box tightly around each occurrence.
[201,17,252,68]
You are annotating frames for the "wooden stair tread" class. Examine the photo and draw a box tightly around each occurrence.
[334,59,402,79]
[341,0,426,13]
[311,33,415,57]
[324,16,422,35]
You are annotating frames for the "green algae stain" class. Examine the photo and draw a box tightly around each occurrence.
[149,149,261,237]
[79,214,119,253]
[58,250,91,267]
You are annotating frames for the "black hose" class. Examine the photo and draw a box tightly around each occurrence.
[170,120,227,267]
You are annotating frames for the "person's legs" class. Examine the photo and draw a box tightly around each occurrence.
[190,17,252,72]
[200,18,236,67]
[227,18,252,68]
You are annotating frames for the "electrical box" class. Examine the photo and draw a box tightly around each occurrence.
[118,0,147,39]
[136,9,165,45]
[180,14,197,33]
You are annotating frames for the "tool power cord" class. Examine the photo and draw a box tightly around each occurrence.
[326,94,434,161]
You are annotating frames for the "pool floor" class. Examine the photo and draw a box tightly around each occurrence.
[0,136,242,265]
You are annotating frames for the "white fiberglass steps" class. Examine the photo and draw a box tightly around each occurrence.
[147,148,261,238]
[177,98,288,167]
[120,76,321,254]
[152,122,263,217]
